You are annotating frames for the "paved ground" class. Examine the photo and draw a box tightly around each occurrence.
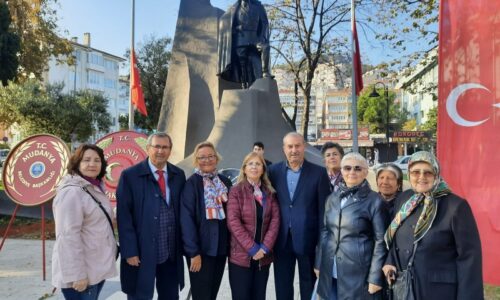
[0,239,301,300]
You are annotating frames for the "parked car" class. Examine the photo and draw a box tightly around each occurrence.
[392,155,411,174]
[218,168,240,185]
[0,149,9,167]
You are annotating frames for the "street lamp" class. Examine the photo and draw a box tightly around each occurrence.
[369,82,390,161]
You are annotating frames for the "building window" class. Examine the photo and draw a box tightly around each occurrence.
[87,70,103,86]
[105,59,117,71]
[104,78,117,89]
[88,53,104,66]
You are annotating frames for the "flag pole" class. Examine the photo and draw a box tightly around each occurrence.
[128,0,135,130]
[351,0,359,153]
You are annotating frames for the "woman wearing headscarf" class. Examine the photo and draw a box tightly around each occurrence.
[314,152,388,300]
[180,141,232,300]
[375,163,404,218]
[227,152,280,300]
[52,144,117,300]
[382,151,483,300]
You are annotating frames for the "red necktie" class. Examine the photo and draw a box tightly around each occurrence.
[156,170,166,199]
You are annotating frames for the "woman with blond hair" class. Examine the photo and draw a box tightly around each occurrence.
[227,152,280,300]
[180,141,232,300]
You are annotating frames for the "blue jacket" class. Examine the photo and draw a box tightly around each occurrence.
[116,159,186,299]
[180,173,232,258]
[268,159,331,255]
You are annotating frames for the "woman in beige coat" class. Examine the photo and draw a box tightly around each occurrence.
[52,144,117,300]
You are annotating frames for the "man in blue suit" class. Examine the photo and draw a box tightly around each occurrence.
[268,132,330,300]
[117,132,186,300]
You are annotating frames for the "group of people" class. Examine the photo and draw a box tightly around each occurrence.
[51,132,484,300]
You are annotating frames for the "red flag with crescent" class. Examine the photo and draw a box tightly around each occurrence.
[131,50,147,116]
[438,0,500,284]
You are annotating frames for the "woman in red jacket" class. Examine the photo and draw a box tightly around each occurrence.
[227,151,280,300]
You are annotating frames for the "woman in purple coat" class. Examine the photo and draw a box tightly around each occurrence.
[227,152,280,300]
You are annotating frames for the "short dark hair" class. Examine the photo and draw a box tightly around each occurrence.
[253,141,264,149]
[67,144,107,180]
[321,142,344,157]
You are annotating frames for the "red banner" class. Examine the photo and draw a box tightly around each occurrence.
[438,0,500,284]
[131,51,147,116]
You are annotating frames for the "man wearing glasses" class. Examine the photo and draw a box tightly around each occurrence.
[117,132,186,300]
[268,132,330,300]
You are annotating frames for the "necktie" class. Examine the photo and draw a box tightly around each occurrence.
[156,170,166,200]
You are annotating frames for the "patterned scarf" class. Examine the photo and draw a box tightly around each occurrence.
[385,151,451,247]
[248,179,263,206]
[338,179,369,199]
[195,169,228,220]
[328,170,342,192]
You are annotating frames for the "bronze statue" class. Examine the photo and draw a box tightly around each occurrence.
[218,0,271,88]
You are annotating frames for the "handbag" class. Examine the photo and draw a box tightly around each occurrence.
[392,243,418,300]
[82,186,120,260]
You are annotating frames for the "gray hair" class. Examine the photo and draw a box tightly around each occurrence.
[376,163,403,191]
[341,152,368,169]
[147,132,172,147]
[282,132,305,145]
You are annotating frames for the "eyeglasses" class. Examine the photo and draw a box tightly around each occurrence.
[197,155,216,162]
[246,161,263,167]
[342,165,365,172]
[409,169,435,178]
[150,144,171,151]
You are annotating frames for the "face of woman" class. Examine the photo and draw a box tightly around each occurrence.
[377,170,399,200]
[244,157,264,183]
[78,149,102,179]
[324,147,342,173]
[341,158,368,187]
[196,146,218,173]
[409,162,436,193]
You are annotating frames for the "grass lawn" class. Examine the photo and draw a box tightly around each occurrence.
[485,284,500,300]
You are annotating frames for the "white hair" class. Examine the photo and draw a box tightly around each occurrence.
[341,152,368,169]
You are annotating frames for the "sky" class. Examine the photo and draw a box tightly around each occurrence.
[54,0,427,71]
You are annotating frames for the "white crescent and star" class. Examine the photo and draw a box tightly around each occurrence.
[446,83,500,127]
[105,162,121,183]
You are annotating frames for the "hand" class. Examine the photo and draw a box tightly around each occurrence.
[72,278,89,292]
[126,256,140,266]
[368,283,382,294]
[314,268,320,278]
[190,255,202,272]
[382,264,397,285]
[252,249,265,260]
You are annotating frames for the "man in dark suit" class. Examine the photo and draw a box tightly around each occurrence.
[117,132,186,300]
[268,132,330,300]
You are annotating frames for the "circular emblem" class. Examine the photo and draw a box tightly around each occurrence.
[2,134,70,206]
[96,131,148,206]
[29,162,46,178]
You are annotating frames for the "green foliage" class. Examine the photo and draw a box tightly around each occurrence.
[357,87,400,134]
[421,106,437,135]
[0,81,111,142]
[118,114,129,131]
[124,35,171,132]
[0,2,20,86]
[7,0,73,81]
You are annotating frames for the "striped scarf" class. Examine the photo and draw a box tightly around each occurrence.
[248,179,263,206]
[195,169,228,220]
[385,180,451,247]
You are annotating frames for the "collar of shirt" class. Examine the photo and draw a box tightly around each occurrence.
[286,160,303,173]
[148,159,168,181]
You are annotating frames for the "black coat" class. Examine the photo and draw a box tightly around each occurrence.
[315,182,389,300]
[116,160,186,299]
[385,190,483,300]
[180,173,232,258]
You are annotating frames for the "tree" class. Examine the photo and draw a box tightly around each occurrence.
[0,2,20,85]
[0,81,111,142]
[7,0,73,81]
[125,35,172,132]
[357,87,400,134]
[421,106,437,134]
[268,0,351,138]
[370,0,439,68]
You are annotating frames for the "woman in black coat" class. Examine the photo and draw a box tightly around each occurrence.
[315,152,388,300]
[383,151,483,300]
[180,141,232,300]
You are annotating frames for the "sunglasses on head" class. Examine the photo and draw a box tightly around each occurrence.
[342,165,364,172]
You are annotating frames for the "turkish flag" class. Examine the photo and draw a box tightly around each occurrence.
[352,14,363,96]
[438,0,500,284]
[130,50,147,116]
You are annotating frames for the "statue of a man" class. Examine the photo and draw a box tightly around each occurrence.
[218,0,271,88]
